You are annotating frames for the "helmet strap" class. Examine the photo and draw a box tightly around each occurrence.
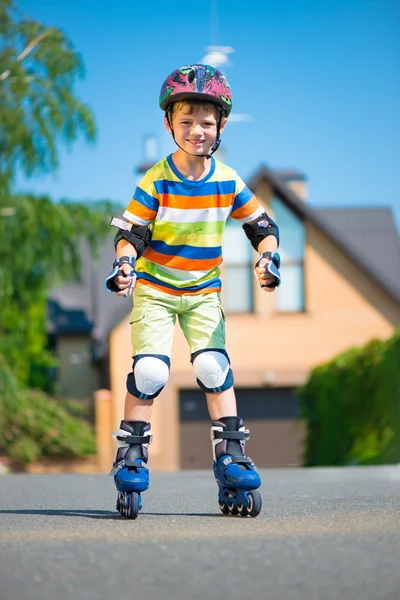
[165,105,224,160]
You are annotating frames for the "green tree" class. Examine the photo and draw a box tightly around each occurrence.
[0,1,118,388]
[0,2,119,466]
[0,193,117,387]
[0,0,95,197]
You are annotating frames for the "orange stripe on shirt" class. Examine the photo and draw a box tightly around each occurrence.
[230,196,260,221]
[144,248,222,271]
[159,193,233,210]
[126,198,158,221]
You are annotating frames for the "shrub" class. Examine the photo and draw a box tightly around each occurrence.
[0,353,95,464]
[299,331,400,466]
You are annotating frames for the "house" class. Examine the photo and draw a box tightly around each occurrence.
[49,165,400,471]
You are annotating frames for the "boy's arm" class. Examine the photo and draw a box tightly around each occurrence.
[113,239,138,297]
[105,219,151,297]
[106,173,158,297]
[116,239,137,259]
[229,174,280,291]
[104,238,137,297]
[243,213,280,292]
[257,234,278,254]
[255,234,279,292]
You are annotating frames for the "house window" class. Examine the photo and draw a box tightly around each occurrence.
[271,197,305,312]
[222,219,254,313]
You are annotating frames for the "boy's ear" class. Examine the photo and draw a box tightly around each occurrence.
[219,117,228,133]
[164,115,173,134]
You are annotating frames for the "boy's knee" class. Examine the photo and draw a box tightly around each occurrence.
[191,349,234,393]
[127,354,170,400]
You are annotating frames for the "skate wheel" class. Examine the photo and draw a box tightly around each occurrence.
[218,500,230,515]
[238,503,249,517]
[227,501,238,515]
[125,492,140,519]
[117,491,140,519]
[247,491,262,518]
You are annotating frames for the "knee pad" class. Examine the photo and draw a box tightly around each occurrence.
[127,354,170,400]
[191,349,234,393]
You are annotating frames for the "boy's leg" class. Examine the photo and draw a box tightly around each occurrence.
[178,292,241,453]
[112,285,180,517]
[178,291,229,381]
[112,284,177,488]
[124,392,154,422]
[206,387,237,420]
[178,292,236,418]
[123,283,178,422]
[178,293,262,516]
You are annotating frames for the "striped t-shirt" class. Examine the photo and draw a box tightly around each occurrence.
[123,154,264,295]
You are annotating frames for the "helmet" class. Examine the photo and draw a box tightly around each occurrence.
[159,64,232,116]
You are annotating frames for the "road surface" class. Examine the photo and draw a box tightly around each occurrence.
[0,466,399,600]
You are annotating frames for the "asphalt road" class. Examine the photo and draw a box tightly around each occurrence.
[0,466,399,600]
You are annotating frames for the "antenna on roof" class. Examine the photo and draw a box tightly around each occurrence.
[136,134,158,174]
[199,0,252,123]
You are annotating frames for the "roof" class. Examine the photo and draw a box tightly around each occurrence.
[48,240,132,358]
[315,207,400,302]
[47,299,93,335]
[48,164,400,358]
[248,165,400,304]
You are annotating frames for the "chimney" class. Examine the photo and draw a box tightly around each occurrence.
[274,170,307,201]
[136,134,158,174]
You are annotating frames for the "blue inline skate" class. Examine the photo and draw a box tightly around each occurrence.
[211,416,262,517]
[110,420,152,519]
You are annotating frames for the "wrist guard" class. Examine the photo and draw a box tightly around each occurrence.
[255,251,281,288]
[104,255,136,294]
[243,212,279,251]
[110,217,151,258]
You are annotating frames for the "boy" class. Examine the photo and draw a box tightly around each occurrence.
[105,64,281,519]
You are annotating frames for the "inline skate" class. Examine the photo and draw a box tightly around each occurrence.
[110,420,152,519]
[211,416,262,517]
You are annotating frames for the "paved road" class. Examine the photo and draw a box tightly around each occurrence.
[0,466,399,600]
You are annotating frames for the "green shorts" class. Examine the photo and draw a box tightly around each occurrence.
[130,282,226,358]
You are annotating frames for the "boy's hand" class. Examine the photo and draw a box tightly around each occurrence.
[104,255,136,296]
[254,257,276,292]
[115,263,136,297]
[254,251,281,292]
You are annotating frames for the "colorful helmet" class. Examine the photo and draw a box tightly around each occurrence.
[159,64,233,116]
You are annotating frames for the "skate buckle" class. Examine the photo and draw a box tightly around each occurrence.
[223,456,233,466]
[109,460,126,477]
[210,426,222,441]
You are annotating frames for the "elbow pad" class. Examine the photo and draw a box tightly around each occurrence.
[242,213,279,251]
[110,217,152,258]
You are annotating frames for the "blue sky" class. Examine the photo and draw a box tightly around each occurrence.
[16,0,400,228]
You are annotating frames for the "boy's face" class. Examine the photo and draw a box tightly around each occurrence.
[164,104,226,157]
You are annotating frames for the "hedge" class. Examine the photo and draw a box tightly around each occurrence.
[299,330,400,466]
[0,353,96,465]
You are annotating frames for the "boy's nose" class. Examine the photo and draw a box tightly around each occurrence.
[190,123,203,135]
